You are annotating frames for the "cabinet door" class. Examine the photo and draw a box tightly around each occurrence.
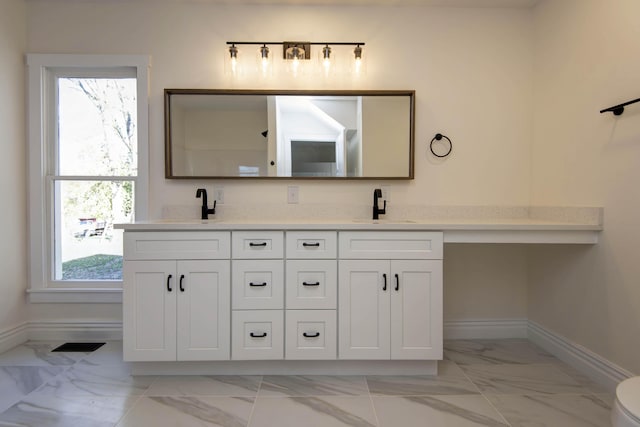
[390,260,443,359]
[123,260,176,361]
[176,260,231,361]
[338,260,390,359]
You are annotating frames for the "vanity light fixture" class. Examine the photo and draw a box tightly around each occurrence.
[353,44,363,75]
[258,44,271,77]
[321,44,332,76]
[284,43,307,76]
[228,44,239,75]
[225,41,365,77]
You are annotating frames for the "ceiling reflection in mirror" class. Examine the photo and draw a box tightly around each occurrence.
[165,90,414,179]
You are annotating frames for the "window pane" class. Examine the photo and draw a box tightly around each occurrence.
[54,180,134,281]
[57,77,137,176]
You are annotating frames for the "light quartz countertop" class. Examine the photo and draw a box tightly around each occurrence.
[116,206,603,244]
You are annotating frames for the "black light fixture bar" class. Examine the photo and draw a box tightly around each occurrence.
[600,97,640,116]
[226,41,365,46]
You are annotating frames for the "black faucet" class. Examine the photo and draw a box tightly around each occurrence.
[372,188,386,220]
[196,188,216,220]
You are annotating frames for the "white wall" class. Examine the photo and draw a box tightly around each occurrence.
[24,2,532,325]
[0,0,28,336]
[529,0,640,373]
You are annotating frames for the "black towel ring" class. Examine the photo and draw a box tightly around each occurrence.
[430,133,452,158]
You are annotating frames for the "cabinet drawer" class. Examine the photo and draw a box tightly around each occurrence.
[232,310,283,360]
[339,231,443,260]
[124,231,231,260]
[286,231,337,259]
[232,231,284,259]
[232,260,284,310]
[285,260,337,310]
[285,310,336,360]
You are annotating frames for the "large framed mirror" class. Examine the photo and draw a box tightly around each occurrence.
[165,89,415,179]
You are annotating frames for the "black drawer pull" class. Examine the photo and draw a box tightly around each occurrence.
[249,242,267,247]
[167,274,173,292]
[302,242,320,247]
[179,274,185,292]
[250,332,267,338]
[395,273,399,291]
[303,332,320,338]
[302,281,320,286]
[382,273,387,291]
[249,282,267,287]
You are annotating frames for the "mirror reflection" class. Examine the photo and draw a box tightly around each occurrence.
[165,90,414,179]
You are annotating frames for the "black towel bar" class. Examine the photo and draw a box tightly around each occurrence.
[600,97,640,116]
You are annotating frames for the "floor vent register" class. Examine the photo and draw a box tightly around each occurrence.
[51,342,106,352]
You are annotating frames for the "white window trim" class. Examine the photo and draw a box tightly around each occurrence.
[27,54,150,304]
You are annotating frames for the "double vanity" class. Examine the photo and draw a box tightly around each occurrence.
[117,210,601,376]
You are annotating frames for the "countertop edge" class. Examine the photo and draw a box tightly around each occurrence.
[115,220,601,244]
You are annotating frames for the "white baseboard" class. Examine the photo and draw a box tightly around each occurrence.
[27,321,123,342]
[444,318,528,340]
[528,320,634,392]
[0,323,29,354]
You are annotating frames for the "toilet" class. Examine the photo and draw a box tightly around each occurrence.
[612,377,640,427]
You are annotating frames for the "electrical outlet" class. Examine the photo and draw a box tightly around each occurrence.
[287,186,299,204]
[214,187,224,204]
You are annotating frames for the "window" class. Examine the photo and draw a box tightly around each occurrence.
[27,55,149,303]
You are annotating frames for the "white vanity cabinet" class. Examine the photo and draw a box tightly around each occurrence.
[122,232,231,362]
[120,227,444,372]
[338,231,443,360]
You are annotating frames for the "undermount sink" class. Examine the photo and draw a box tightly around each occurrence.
[351,219,416,224]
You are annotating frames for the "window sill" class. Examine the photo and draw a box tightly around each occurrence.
[27,288,123,304]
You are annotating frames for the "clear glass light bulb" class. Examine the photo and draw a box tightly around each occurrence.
[354,57,362,74]
[259,45,270,77]
[230,57,238,74]
[291,57,300,76]
[353,45,363,75]
[322,45,331,76]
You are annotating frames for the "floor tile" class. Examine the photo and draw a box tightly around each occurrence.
[79,341,126,366]
[460,363,593,395]
[367,362,480,396]
[258,375,368,397]
[146,375,262,397]
[487,393,612,427]
[444,339,557,366]
[551,361,610,394]
[0,394,137,427]
[0,342,86,367]
[373,395,509,427]
[116,396,254,427]
[32,360,154,397]
[249,396,377,427]
[0,366,65,413]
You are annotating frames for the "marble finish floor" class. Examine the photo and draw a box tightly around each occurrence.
[0,339,613,426]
